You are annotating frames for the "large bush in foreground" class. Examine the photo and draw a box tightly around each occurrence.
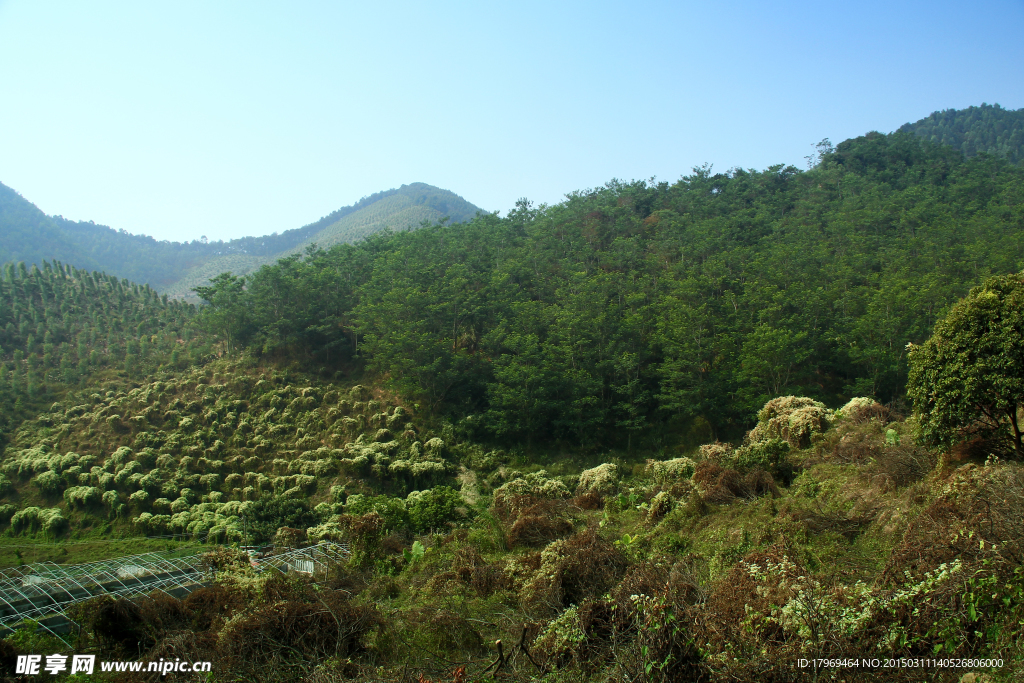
[907,273,1024,459]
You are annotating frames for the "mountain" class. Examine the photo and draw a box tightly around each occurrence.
[2,118,1024,678]
[899,102,1024,165]
[160,183,485,299]
[0,182,484,297]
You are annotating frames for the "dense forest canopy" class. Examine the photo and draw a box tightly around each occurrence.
[900,102,1024,166]
[195,130,1024,448]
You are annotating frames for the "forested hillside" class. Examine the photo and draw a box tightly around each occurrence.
[198,130,1024,447]
[0,260,201,448]
[1,124,1023,683]
[0,182,482,295]
[900,102,1024,165]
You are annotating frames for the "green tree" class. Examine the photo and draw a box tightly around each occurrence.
[907,273,1024,458]
[194,272,250,354]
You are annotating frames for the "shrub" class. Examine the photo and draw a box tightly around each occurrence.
[246,496,318,543]
[33,470,64,495]
[645,457,697,483]
[42,510,67,536]
[110,446,133,465]
[576,463,619,496]
[834,396,881,421]
[692,461,745,503]
[407,486,464,533]
[10,507,41,533]
[11,507,65,536]
[748,396,831,448]
[493,471,570,520]
[345,494,408,532]
[113,461,143,486]
[129,490,150,510]
[521,528,628,614]
[507,500,574,547]
[730,438,792,483]
[64,486,102,509]
[200,473,222,491]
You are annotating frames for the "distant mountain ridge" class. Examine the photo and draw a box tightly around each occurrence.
[0,182,484,297]
[899,103,1024,165]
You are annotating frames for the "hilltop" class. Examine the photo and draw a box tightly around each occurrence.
[899,102,1024,165]
[0,182,484,297]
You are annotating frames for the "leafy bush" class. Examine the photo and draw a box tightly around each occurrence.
[645,457,697,483]
[33,470,64,495]
[247,496,318,542]
[64,486,102,509]
[407,486,464,533]
[749,396,831,448]
[129,490,151,510]
[576,463,619,496]
[10,506,66,536]
[345,494,408,532]
[730,438,792,483]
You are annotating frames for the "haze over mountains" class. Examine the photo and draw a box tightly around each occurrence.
[0,182,483,298]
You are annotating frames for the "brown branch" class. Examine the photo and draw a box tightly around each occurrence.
[517,625,549,675]
[482,639,506,675]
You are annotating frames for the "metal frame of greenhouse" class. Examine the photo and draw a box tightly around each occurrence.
[0,541,349,642]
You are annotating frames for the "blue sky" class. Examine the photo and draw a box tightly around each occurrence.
[1,0,1021,243]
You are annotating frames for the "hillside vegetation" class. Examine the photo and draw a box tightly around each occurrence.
[0,260,201,451]
[0,182,482,295]
[900,102,1024,166]
[0,123,1023,682]
[197,130,1024,446]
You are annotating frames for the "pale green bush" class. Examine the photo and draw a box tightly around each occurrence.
[64,486,102,509]
[748,396,832,448]
[307,521,345,543]
[576,463,619,495]
[110,446,133,465]
[645,457,697,482]
[834,396,880,421]
[102,490,120,509]
[129,490,150,509]
[11,507,66,535]
[34,470,64,495]
[494,471,570,514]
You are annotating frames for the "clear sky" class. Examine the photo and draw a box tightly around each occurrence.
[1,1,1022,243]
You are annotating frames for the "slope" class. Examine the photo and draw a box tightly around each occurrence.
[0,260,203,450]
[161,183,484,299]
[899,102,1024,165]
